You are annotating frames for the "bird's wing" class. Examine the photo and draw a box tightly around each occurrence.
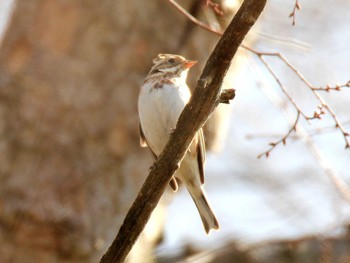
[139,122,179,191]
[139,122,148,148]
[197,128,206,185]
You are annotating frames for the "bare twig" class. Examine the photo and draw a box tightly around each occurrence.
[312,81,350,91]
[168,0,223,36]
[257,111,300,158]
[168,0,350,152]
[289,0,301,26]
[244,46,350,151]
[204,0,224,16]
[271,53,350,148]
[99,1,266,262]
[256,31,312,50]
[258,55,309,121]
[256,76,350,203]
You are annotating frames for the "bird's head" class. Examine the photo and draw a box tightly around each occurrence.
[148,54,197,79]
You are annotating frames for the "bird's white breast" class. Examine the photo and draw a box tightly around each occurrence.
[138,80,191,155]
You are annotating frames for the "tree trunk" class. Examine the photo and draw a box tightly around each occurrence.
[0,0,244,262]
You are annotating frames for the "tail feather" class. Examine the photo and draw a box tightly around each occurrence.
[189,190,219,234]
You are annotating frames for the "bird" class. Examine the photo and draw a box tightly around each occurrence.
[138,53,219,234]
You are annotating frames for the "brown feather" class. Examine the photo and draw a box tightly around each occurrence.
[197,128,206,185]
[139,122,179,191]
[139,123,148,148]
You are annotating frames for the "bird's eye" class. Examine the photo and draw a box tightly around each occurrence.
[168,58,175,63]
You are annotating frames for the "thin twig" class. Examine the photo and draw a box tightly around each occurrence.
[257,112,300,158]
[289,0,301,26]
[244,46,350,150]
[257,78,350,203]
[312,81,350,91]
[204,0,224,16]
[168,0,223,36]
[256,31,312,50]
[271,52,350,148]
[259,55,309,121]
[168,0,350,152]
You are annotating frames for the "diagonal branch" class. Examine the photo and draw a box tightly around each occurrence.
[168,0,223,36]
[99,0,267,262]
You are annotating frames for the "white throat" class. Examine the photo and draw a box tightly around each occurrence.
[174,69,189,84]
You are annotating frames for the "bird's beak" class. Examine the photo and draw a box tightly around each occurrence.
[184,60,197,69]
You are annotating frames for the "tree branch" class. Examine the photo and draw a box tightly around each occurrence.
[99,0,267,262]
[168,0,223,36]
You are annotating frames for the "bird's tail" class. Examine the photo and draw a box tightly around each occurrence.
[189,189,219,234]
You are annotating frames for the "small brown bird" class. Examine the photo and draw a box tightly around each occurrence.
[138,54,219,234]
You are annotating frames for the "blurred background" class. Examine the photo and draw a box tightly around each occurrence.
[0,0,350,263]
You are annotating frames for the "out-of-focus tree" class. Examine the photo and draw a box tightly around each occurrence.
[0,0,245,262]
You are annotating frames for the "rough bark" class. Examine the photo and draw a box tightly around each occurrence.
[0,1,189,262]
